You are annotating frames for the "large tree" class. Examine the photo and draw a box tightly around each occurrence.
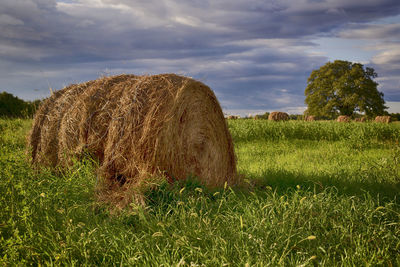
[304,60,387,118]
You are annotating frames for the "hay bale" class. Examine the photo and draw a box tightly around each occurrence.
[375,116,391,123]
[29,81,99,167]
[29,74,237,207]
[58,75,134,164]
[337,115,351,122]
[226,115,240,120]
[305,115,316,121]
[268,111,289,121]
[42,83,94,166]
[28,89,66,165]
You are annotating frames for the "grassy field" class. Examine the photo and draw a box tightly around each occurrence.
[1,118,399,266]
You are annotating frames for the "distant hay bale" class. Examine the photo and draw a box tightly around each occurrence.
[28,74,238,207]
[375,116,391,123]
[305,115,316,121]
[268,111,289,121]
[226,115,239,119]
[354,117,366,122]
[337,115,351,122]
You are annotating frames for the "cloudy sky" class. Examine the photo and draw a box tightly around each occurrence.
[1,0,400,116]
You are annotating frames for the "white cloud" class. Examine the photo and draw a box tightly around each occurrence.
[386,101,400,113]
[339,23,400,39]
[371,43,400,65]
[172,16,200,27]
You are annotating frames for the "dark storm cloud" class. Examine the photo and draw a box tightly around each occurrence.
[1,0,399,114]
[3,0,400,62]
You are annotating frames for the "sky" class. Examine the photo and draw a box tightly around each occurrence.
[0,0,399,116]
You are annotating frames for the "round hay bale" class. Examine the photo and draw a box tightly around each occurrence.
[337,115,351,122]
[28,74,238,207]
[305,115,316,121]
[375,116,391,123]
[58,75,135,164]
[226,115,238,119]
[268,111,289,121]
[28,83,89,166]
[28,89,66,165]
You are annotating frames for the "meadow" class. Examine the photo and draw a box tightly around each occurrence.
[0,118,399,266]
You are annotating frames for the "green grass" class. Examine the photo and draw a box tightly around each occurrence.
[229,119,400,143]
[1,118,399,266]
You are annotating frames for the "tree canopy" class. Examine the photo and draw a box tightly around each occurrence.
[0,92,41,118]
[304,60,387,118]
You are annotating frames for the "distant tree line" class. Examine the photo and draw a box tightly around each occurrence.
[390,113,400,121]
[0,92,41,118]
[245,112,399,121]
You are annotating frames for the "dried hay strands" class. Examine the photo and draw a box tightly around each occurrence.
[268,111,289,121]
[337,115,351,122]
[375,116,391,123]
[28,74,238,207]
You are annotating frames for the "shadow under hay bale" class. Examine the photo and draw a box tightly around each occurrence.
[28,74,238,207]
[337,115,351,122]
[375,116,391,123]
[268,111,289,121]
